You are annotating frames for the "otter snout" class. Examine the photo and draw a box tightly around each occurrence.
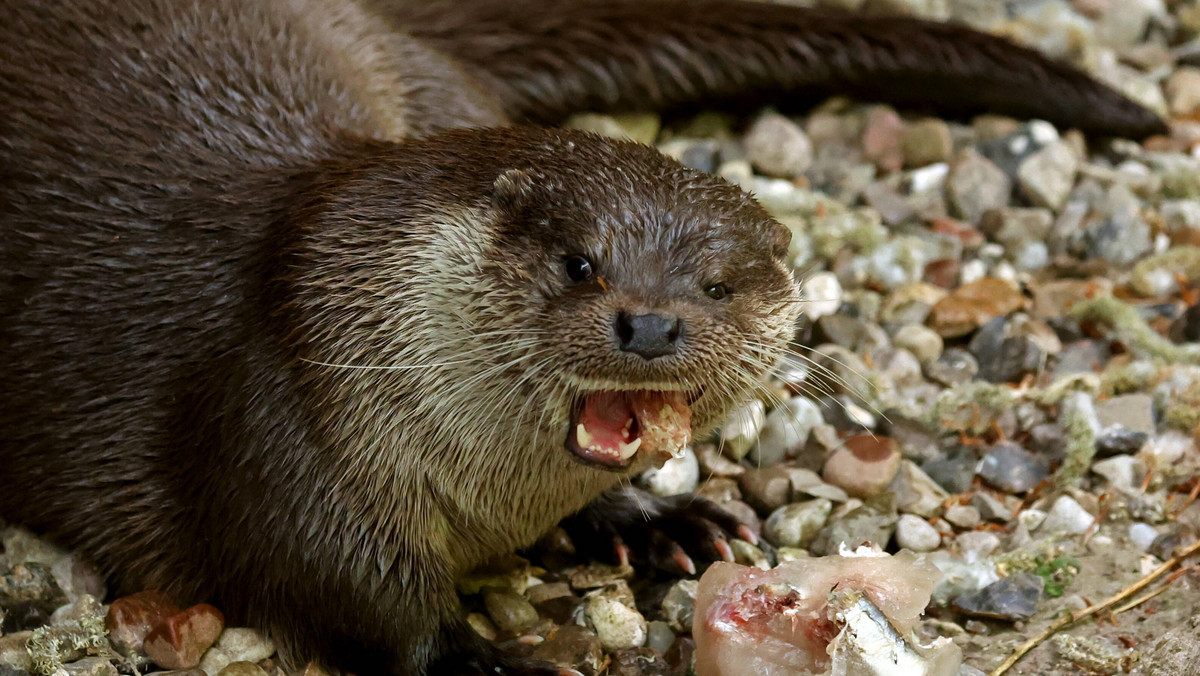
[614,310,682,360]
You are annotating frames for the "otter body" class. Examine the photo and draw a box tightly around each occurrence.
[0,0,1163,673]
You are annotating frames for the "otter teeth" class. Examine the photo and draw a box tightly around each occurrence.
[575,423,595,450]
[617,437,642,460]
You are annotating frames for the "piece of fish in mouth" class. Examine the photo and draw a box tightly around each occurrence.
[574,390,692,464]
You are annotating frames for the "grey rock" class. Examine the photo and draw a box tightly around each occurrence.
[608,647,672,676]
[971,491,1017,523]
[952,573,1044,621]
[0,632,33,673]
[1095,393,1155,435]
[892,324,943,365]
[810,494,898,556]
[892,460,950,518]
[763,499,832,549]
[944,505,982,529]
[745,112,813,178]
[979,207,1054,249]
[1096,428,1149,457]
[924,348,979,386]
[976,442,1049,493]
[922,447,979,494]
[947,149,1012,223]
[661,580,697,634]
[1079,193,1152,266]
[1092,455,1143,491]
[895,514,941,552]
[1017,141,1078,211]
[645,621,675,655]
[955,531,1001,560]
[749,397,823,467]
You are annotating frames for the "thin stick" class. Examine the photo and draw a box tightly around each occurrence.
[988,538,1200,676]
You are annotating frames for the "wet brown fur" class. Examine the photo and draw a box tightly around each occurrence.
[0,0,1165,674]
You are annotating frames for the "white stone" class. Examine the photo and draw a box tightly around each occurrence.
[1128,523,1159,552]
[801,272,843,320]
[640,446,699,497]
[955,531,1001,561]
[1018,508,1046,531]
[1038,496,1095,535]
[1091,455,1143,491]
[895,514,941,552]
[586,595,647,650]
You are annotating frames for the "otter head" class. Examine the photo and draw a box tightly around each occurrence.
[291,127,799,490]
[469,129,800,472]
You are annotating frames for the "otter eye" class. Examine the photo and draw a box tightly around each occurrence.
[564,255,594,283]
[704,282,729,300]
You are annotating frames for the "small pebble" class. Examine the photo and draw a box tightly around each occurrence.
[946,149,1012,223]
[749,397,822,467]
[944,505,982,530]
[63,658,118,676]
[639,445,699,496]
[1129,523,1160,552]
[1038,495,1096,535]
[952,573,1044,621]
[744,112,813,178]
[895,514,941,552]
[661,580,698,634]
[585,593,647,651]
[215,663,267,676]
[144,604,225,671]
[483,589,539,634]
[763,499,833,548]
[821,434,901,498]
[719,400,766,461]
[976,442,1049,493]
[530,625,603,676]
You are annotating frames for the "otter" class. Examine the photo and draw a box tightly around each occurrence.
[0,0,1164,674]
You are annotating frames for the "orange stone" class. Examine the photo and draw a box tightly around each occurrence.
[105,590,181,655]
[143,603,225,669]
[927,277,1024,338]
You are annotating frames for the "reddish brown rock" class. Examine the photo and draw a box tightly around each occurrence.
[105,590,181,655]
[143,603,225,670]
[861,106,905,173]
[822,435,902,499]
[927,277,1024,338]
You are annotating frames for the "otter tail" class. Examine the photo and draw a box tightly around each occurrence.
[391,0,1166,139]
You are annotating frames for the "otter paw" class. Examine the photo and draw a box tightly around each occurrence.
[561,485,758,576]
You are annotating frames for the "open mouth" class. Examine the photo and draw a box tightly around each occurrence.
[565,389,698,470]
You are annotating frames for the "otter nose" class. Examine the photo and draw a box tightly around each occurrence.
[615,311,681,360]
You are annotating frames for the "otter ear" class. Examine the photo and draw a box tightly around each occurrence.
[491,169,535,213]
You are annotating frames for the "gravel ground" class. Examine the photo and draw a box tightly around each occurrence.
[4,1,1200,675]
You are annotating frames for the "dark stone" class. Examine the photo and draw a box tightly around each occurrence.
[976,335,1045,383]
[678,141,719,174]
[921,445,979,494]
[534,595,583,626]
[810,494,897,556]
[817,395,872,433]
[1095,427,1149,457]
[1029,423,1068,465]
[1170,303,1200,344]
[0,564,67,633]
[976,442,1049,493]
[952,573,1044,621]
[663,637,695,675]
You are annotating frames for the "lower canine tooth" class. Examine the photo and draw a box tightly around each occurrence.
[575,424,594,449]
[617,438,642,460]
